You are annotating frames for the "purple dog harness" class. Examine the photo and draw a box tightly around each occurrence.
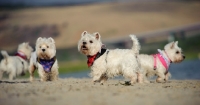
[37,56,56,73]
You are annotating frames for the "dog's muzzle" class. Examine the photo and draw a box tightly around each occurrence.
[81,45,88,50]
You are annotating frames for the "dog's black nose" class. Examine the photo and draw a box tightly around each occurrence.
[42,49,45,52]
[83,42,87,45]
[183,55,186,59]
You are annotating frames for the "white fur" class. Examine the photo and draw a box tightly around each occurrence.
[29,37,59,82]
[0,43,33,80]
[139,41,185,83]
[78,31,143,84]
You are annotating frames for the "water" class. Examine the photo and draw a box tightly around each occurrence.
[60,59,200,80]
[60,70,91,78]
[169,59,200,80]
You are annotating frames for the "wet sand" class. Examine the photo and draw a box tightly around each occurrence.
[0,78,200,105]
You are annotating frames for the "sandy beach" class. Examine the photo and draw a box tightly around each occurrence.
[0,78,200,105]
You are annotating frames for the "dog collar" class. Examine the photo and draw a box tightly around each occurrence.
[164,50,172,63]
[87,49,107,67]
[153,49,171,71]
[15,51,27,60]
[158,49,171,66]
[37,56,56,73]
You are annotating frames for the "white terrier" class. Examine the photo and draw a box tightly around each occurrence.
[29,37,59,82]
[0,43,33,80]
[138,41,185,83]
[78,31,143,85]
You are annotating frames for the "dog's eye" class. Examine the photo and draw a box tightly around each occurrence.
[47,46,49,48]
[89,40,93,43]
[176,51,179,54]
[40,46,41,48]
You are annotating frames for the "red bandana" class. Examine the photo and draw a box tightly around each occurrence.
[15,51,27,60]
[87,54,97,67]
[86,49,107,67]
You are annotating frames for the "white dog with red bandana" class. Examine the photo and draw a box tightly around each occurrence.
[138,41,185,83]
[29,37,59,82]
[78,31,143,85]
[0,43,33,80]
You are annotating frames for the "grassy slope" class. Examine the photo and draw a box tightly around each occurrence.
[1,1,200,50]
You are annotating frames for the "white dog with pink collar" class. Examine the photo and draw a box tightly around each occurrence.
[138,41,185,83]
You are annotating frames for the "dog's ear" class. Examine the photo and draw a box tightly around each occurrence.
[48,37,55,43]
[81,31,87,37]
[25,42,29,48]
[175,41,178,46]
[36,37,43,43]
[170,41,176,49]
[94,32,100,40]
[165,41,174,50]
[24,42,29,46]
[25,42,33,51]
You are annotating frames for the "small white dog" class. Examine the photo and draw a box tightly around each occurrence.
[78,31,143,85]
[0,43,33,80]
[29,37,59,82]
[138,41,185,83]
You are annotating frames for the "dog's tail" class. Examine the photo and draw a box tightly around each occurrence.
[1,51,9,59]
[0,51,10,78]
[129,35,140,55]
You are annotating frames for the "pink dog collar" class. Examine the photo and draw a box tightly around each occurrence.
[153,51,171,70]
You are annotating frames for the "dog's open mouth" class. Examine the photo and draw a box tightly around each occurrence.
[81,46,88,50]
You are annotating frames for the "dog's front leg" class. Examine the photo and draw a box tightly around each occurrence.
[29,64,36,82]
[51,70,59,81]
[92,75,102,84]
[156,73,165,83]
[100,74,108,85]
[137,72,144,83]
[164,72,171,82]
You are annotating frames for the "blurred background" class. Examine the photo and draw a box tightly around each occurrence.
[0,0,200,80]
